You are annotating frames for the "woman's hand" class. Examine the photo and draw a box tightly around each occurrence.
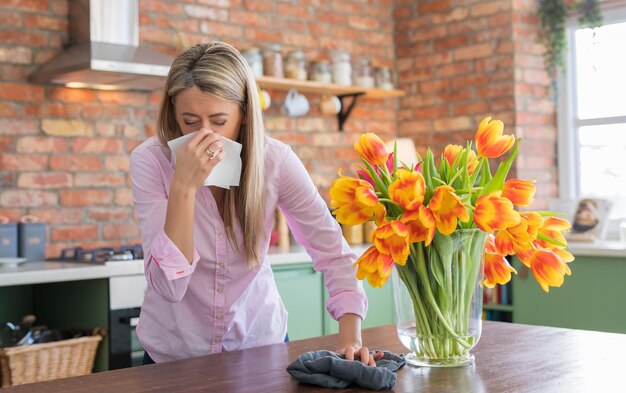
[335,313,384,367]
[172,128,225,190]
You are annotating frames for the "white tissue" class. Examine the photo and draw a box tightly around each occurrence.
[167,131,243,189]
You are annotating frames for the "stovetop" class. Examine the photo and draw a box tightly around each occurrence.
[59,245,143,264]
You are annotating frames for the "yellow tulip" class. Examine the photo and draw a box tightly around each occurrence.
[399,205,436,246]
[494,212,542,256]
[373,220,410,266]
[475,116,515,158]
[330,175,385,226]
[388,168,425,211]
[474,191,521,233]
[428,185,469,235]
[354,132,389,166]
[502,179,536,207]
[443,144,478,175]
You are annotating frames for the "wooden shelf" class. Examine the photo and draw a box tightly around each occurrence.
[256,76,405,99]
[483,303,514,312]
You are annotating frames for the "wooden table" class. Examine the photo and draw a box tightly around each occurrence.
[5,321,626,392]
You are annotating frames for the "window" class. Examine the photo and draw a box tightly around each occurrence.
[558,7,626,235]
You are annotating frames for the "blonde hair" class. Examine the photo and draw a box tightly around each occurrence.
[156,41,266,267]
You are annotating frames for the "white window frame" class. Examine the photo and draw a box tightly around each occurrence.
[557,6,626,238]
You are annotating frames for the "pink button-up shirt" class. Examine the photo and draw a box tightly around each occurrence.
[130,135,367,362]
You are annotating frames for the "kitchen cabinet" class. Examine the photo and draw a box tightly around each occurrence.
[512,255,626,333]
[271,261,396,340]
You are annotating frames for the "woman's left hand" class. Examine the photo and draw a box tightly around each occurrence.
[336,313,385,367]
[336,343,385,367]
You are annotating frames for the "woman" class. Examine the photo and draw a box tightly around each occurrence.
[130,42,378,366]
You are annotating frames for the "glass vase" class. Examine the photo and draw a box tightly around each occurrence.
[392,229,487,367]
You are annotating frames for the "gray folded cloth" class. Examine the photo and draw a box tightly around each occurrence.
[286,350,405,390]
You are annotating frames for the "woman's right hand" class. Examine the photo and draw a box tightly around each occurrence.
[171,128,225,190]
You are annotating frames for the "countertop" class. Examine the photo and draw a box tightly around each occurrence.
[0,244,371,287]
[4,321,625,392]
[1,240,623,287]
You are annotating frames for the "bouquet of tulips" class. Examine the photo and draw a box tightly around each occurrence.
[330,117,573,365]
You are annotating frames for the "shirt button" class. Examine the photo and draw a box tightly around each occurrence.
[213,337,222,344]
[215,314,223,320]
[217,232,224,240]
[216,287,223,293]
[217,262,224,268]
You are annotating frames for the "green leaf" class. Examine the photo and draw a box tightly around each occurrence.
[480,138,520,197]
[393,141,398,175]
[537,232,568,248]
[362,158,388,198]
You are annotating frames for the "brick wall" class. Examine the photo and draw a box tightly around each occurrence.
[0,0,397,258]
[394,0,556,209]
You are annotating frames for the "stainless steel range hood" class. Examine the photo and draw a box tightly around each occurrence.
[29,0,172,91]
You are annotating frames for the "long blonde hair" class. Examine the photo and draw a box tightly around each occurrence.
[156,41,265,267]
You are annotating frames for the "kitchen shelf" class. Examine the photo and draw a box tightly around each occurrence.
[256,76,405,131]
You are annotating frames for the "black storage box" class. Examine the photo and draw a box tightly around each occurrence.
[0,223,18,258]
[18,222,46,261]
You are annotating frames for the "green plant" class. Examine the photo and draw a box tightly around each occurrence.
[538,0,603,77]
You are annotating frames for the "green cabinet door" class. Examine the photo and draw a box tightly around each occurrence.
[512,256,626,334]
[272,263,324,340]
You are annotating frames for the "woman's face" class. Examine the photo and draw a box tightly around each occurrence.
[174,85,243,141]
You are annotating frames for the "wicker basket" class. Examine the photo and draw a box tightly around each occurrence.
[0,334,103,387]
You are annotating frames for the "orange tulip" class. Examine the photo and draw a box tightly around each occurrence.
[534,217,571,250]
[428,185,469,235]
[355,132,389,166]
[502,179,536,207]
[474,191,521,233]
[475,116,515,158]
[388,168,425,211]
[330,176,385,226]
[483,236,517,288]
[400,205,436,246]
[494,212,543,256]
[354,246,395,288]
[443,144,479,175]
[373,220,410,266]
[530,249,571,292]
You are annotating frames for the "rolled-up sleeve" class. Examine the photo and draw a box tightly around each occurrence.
[130,147,201,303]
[276,147,368,321]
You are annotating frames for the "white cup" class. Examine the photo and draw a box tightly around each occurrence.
[319,95,342,115]
[282,88,309,117]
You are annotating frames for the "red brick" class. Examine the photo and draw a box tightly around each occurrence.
[141,1,181,14]
[17,172,72,189]
[420,79,450,94]
[50,155,101,171]
[140,28,178,46]
[0,209,23,221]
[104,156,131,172]
[200,21,243,37]
[60,190,113,207]
[103,223,140,239]
[451,75,490,89]
[0,119,39,135]
[348,15,380,30]
[244,28,283,43]
[97,91,148,107]
[50,87,97,103]
[51,225,99,242]
[452,102,490,116]
[431,8,469,24]
[87,207,132,222]
[434,35,469,50]
[0,11,22,27]
[115,189,133,206]
[0,83,44,102]
[24,103,81,118]
[454,43,494,61]
[0,154,48,170]
[0,30,46,46]
[74,173,126,187]
[82,105,129,120]
[0,190,57,207]
[71,138,124,154]
[229,10,270,26]
[433,116,473,132]
[1,0,48,12]
[24,14,67,30]
[29,208,82,224]
[418,0,452,13]
[0,137,13,151]
[16,137,68,153]
[242,0,273,11]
